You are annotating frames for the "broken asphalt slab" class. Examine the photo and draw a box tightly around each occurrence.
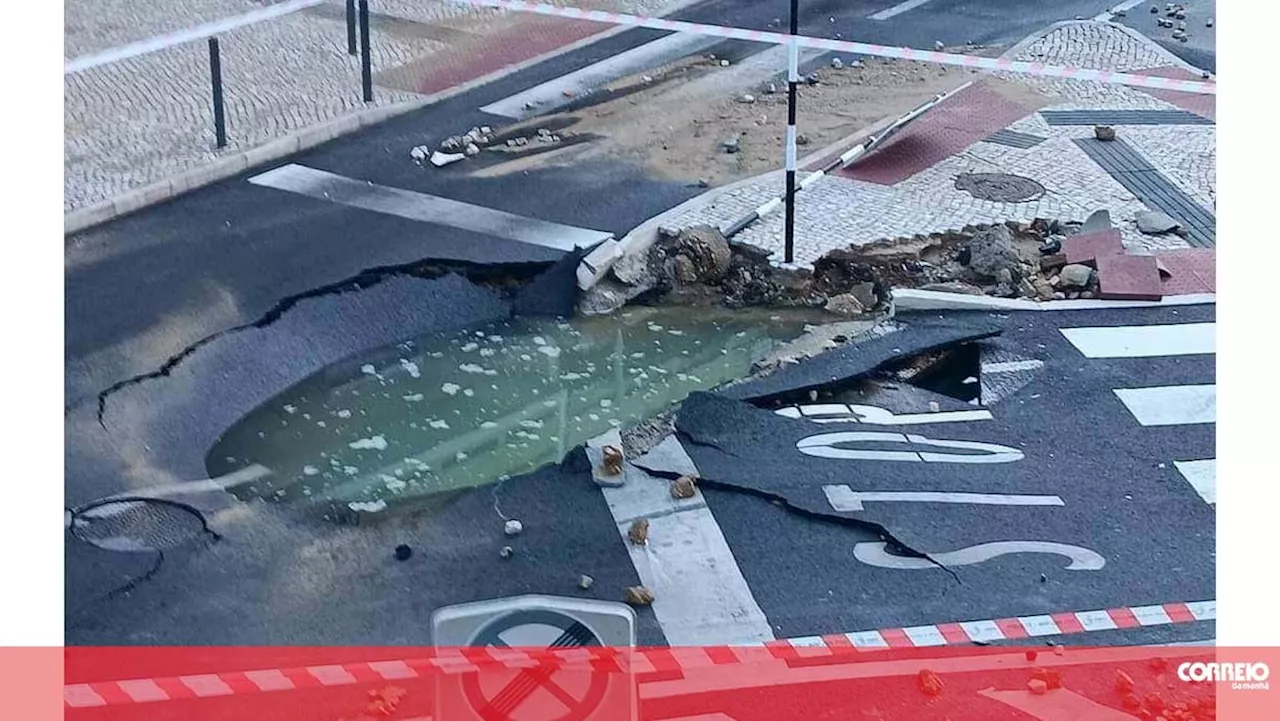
[668,304,1214,635]
[719,318,1003,403]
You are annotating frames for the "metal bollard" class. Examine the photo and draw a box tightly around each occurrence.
[359,0,373,102]
[208,37,227,148]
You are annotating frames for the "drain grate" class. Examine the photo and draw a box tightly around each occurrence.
[982,129,1047,148]
[954,173,1046,203]
[1042,110,1213,126]
[1073,137,1215,247]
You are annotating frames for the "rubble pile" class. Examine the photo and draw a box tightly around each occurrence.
[410,124,564,168]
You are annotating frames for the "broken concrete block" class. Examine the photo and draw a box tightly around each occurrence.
[1059,263,1093,289]
[1063,228,1124,267]
[430,150,466,167]
[934,40,945,51]
[440,135,465,152]
[1135,209,1180,234]
[963,225,1022,281]
[719,59,730,67]
[464,142,480,156]
[1096,254,1163,300]
[824,293,866,317]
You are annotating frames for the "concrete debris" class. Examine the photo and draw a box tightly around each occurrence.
[934,40,945,51]
[464,143,480,157]
[504,519,524,536]
[627,518,650,545]
[499,545,514,559]
[538,128,552,137]
[796,134,810,146]
[578,574,595,590]
[1206,17,1213,27]
[825,293,866,317]
[765,82,778,94]
[737,93,756,104]
[652,225,734,287]
[430,150,466,167]
[805,73,820,85]
[409,145,429,163]
[721,135,740,154]
[850,59,863,68]
[1080,209,1113,233]
[440,135,465,152]
[831,57,844,69]
[719,59,730,67]
[1039,237,1063,254]
[1059,263,1094,289]
[671,476,698,499]
[1135,209,1180,234]
[1040,252,1067,272]
[1028,679,1048,695]
[918,281,984,295]
[962,225,1024,282]
[1094,125,1116,141]
[624,586,655,606]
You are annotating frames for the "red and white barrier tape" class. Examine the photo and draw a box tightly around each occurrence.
[455,0,1215,95]
[64,599,1214,707]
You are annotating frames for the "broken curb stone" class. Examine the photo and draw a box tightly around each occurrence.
[394,544,412,561]
[1059,263,1093,289]
[578,574,594,590]
[504,519,524,536]
[430,150,466,167]
[1135,209,1180,234]
[919,281,984,296]
[624,586,655,606]
[628,518,650,545]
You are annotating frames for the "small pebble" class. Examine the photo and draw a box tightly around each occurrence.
[504,519,523,536]
[578,574,595,590]
[500,545,514,559]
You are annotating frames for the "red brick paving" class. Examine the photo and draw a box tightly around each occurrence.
[835,82,1034,186]
[1135,66,1216,121]
[1153,248,1216,294]
[378,15,608,96]
[1096,254,1164,301]
[1064,229,1124,267]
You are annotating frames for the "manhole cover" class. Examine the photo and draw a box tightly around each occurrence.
[954,173,1045,203]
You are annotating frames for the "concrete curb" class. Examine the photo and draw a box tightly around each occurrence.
[891,288,1215,313]
[999,19,1211,78]
[65,0,708,237]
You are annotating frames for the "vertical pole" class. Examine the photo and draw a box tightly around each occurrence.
[208,37,227,149]
[784,0,799,264]
[346,0,357,55]
[359,0,373,102]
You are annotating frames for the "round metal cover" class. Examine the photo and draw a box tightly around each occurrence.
[954,173,1046,203]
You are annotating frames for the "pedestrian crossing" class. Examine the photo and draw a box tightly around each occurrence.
[1060,319,1216,505]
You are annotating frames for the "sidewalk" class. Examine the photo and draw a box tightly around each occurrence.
[64,0,685,215]
[656,21,1215,266]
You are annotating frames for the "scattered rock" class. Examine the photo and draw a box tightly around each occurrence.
[850,59,863,68]
[719,59,730,67]
[1177,20,1187,30]
[1040,252,1067,272]
[601,445,625,476]
[934,40,945,51]
[919,281,984,295]
[538,128,552,137]
[1135,209,1180,234]
[1067,291,1080,300]
[409,145,429,163]
[1115,8,1127,16]
[831,57,843,69]
[918,669,944,697]
[624,586,655,606]
[849,281,877,308]
[1081,290,1095,299]
[628,518,650,545]
[1175,10,1186,20]
[500,545,514,559]
[1206,17,1213,27]
[962,225,1023,282]
[1039,237,1063,255]
[994,268,1013,285]
[562,88,575,97]
[1059,264,1093,289]
[394,544,412,561]
[1028,679,1048,696]
[655,225,734,285]
[578,574,594,590]
[440,135,465,152]
[1031,278,1055,301]
[1052,291,1066,300]
[1080,209,1113,233]
[737,93,756,104]
[825,293,866,317]
[805,73,820,85]
[671,476,698,499]
[765,82,778,94]
[796,133,810,146]
[693,178,710,188]
[642,75,653,83]
[464,142,480,156]
[430,150,466,167]
[1115,670,1136,694]
[1018,277,1038,298]
[504,519,524,536]
[721,136,740,154]
[480,125,492,135]
[1094,125,1116,141]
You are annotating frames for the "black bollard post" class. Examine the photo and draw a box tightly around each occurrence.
[346,0,357,55]
[359,0,373,102]
[208,37,227,148]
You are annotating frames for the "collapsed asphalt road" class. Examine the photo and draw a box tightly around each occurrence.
[67,302,1215,648]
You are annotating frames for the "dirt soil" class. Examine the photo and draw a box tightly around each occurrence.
[466,54,1006,186]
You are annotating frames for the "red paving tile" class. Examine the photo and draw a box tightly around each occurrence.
[379,15,607,96]
[835,82,1034,186]
[1096,254,1164,301]
[1154,248,1216,294]
[1134,66,1216,121]
[1063,229,1124,267]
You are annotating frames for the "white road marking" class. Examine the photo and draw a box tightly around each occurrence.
[854,541,1106,570]
[483,33,721,120]
[589,433,773,645]
[981,359,1045,373]
[248,164,612,251]
[1174,459,1215,504]
[776,404,992,425]
[1114,384,1215,426]
[869,0,937,21]
[1092,0,1148,22]
[824,485,1064,512]
[1061,322,1215,358]
[797,432,1024,463]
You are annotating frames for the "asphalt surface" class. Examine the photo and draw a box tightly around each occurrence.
[1113,0,1216,73]
[64,0,1216,647]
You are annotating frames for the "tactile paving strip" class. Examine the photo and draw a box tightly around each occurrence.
[982,129,1048,148]
[1073,137,1215,248]
[1042,110,1212,126]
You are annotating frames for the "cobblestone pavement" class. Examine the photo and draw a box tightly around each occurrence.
[64,0,683,212]
[663,21,1215,265]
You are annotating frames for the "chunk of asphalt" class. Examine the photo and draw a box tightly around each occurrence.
[719,320,1003,403]
[512,246,589,318]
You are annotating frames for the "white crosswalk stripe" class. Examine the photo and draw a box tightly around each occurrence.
[1061,320,1215,505]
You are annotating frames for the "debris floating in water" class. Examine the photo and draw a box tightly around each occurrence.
[349,499,387,513]
[349,435,388,451]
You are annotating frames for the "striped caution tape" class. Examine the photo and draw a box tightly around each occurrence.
[455,0,1215,95]
[64,599,1214,708]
